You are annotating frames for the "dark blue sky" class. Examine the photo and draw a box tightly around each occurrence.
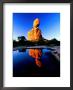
[13,13,60,40]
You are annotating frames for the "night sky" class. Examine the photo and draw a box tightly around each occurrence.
[13,13,60,41]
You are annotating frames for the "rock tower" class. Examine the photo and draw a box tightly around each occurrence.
[28,18,42,41]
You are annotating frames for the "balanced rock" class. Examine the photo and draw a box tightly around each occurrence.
[28,18,42,41]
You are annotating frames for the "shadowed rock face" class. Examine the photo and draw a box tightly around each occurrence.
[28,18,42,41]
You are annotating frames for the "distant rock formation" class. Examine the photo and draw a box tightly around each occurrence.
[28,18,42,41]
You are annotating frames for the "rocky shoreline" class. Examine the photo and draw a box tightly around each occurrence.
[13,46,60,61]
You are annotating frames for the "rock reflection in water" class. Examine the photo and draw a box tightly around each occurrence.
[29,49,43,67]
[13,48,60,77]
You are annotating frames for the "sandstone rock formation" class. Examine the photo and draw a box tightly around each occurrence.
[28,18,42,41]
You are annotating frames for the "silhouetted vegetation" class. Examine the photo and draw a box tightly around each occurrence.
[18,36,26,41]
[13,40,18,47]
[13,36,60,48]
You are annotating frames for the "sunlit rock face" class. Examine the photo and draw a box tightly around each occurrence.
[28,18,42,41]
[29,49,42,67]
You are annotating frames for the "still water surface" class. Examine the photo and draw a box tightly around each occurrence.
[13,48,60,77]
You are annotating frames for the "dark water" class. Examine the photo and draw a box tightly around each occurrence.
[13,48,60,77]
